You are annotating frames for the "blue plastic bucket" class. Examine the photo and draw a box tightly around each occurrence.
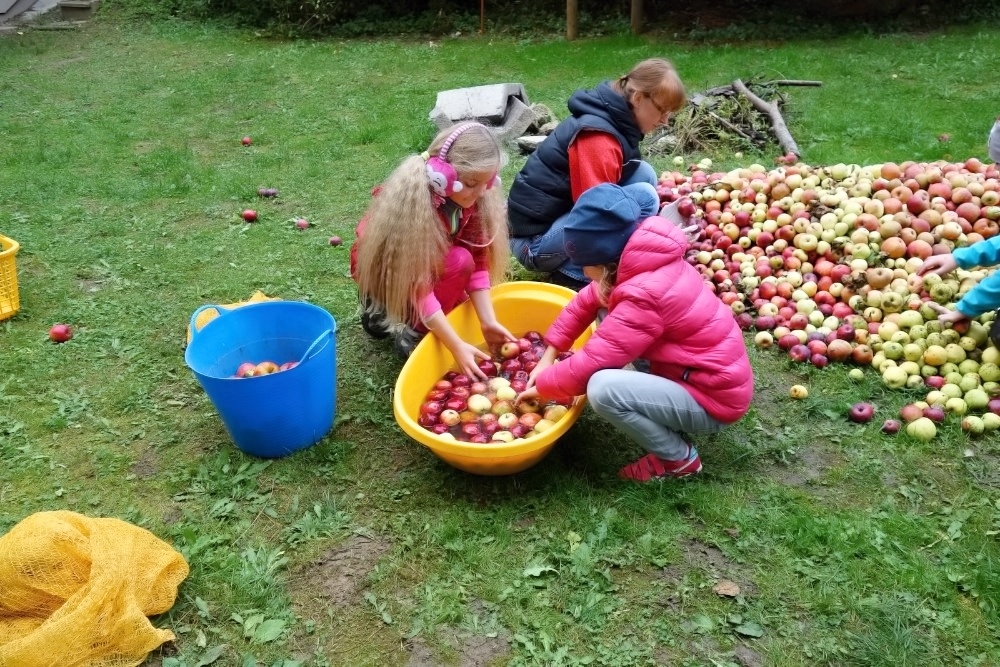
[184,300,337,458]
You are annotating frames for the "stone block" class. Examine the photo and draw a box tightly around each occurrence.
[58,0,99,19]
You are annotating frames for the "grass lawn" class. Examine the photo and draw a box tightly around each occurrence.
[1,13,999,667]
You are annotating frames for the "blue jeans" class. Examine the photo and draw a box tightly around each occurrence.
[587,368,726,461]
[510,161,658,283]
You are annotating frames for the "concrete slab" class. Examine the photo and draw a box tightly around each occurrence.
[429,83,537,144]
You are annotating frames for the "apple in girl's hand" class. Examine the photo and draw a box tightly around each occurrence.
[518,338,533,353]
[235,362,257,378]
[49,323,73,343]
[516,397,541,414]
[439,409,462,426]
[499,341,521,359]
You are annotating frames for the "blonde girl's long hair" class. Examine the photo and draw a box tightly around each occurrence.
[613,58,686,114]
[354,124,510,327]
[595,262,618,307]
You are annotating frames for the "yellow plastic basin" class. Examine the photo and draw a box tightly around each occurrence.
[393,281,594,475]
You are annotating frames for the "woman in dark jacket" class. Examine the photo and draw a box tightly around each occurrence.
[507,58,686,288]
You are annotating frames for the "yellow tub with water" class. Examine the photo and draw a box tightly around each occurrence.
[393,281,594,475]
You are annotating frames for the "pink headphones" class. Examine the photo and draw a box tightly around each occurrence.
[425,122,501,197]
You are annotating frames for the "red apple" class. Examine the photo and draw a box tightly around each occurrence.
[848,402,875,423]
[478,360,499,377]
[923,405,946,422]
[235,362,257,378]
[278,361,298,371]
[499,341,521,359]
[444,397,467,413]
[881,419,901,434]
[254,361,279,375]
[451,373,471,388]
[241,135,252,146]
[329,236,343,247]
[241,209,258,222]
[48,323,73,343]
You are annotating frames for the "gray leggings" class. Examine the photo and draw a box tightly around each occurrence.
[587,368,726,460]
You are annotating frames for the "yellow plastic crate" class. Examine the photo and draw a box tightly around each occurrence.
[0,235,19,322]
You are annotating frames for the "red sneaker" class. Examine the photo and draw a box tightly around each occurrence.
[618,447,702,482]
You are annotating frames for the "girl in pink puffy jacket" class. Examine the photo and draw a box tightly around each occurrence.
[517,183,754,481]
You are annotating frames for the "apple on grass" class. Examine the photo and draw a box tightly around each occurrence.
[848,402,874,423]
[49,323,73,343]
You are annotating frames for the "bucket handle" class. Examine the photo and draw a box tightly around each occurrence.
[188,304,227,340]
[298,329,334,364]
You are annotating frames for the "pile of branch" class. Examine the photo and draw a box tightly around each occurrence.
[645,78,820,160]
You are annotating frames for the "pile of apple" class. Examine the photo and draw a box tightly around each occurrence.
[233,360,297,378]
[657,156,1000,437]
[417,330,575,443]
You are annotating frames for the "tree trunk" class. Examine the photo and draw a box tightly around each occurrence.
[630,0,643,34]
[566,0,577,40]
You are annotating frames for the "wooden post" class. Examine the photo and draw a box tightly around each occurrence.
[630,0,643,34]
[480,0,485,34]
[566,0,577,41]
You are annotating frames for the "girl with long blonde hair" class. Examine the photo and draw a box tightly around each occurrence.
[350,122,515,379]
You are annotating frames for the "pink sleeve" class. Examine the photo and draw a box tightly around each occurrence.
[467,269,490,293]
[418,292,442,321]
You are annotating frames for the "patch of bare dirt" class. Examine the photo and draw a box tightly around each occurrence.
[130,446,159,479]
[767,439,845,490]
[292,534,391,609]
[405,630,510,667]
[659,537,758,610]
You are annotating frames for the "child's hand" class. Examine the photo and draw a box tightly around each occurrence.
[923,300,969,325]
[450,342,492,381]
[514,385,541,406]
[917,255,958,276]
[481,320,515,351]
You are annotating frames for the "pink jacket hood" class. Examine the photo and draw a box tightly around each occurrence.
[536,216,754,424]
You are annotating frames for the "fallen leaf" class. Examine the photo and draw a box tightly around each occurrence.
[713,579,741,597]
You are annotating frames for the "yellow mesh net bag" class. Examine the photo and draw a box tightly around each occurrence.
[0,511,190,667]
